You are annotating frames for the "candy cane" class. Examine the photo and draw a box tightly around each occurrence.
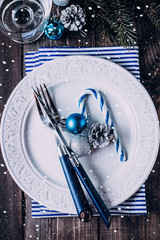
[78,88,127,162]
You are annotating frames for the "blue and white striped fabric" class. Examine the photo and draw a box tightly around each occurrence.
[31,183,147,218]
[25,46,140,81]
[25,46,147,218]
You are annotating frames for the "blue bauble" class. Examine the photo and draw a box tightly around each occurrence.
[66,113,87,134]
[44,20,64,40]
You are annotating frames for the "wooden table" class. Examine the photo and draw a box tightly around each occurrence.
[0,6,160,240]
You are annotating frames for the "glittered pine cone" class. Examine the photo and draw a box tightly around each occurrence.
[88,123,113,149]
[60,4,86,31]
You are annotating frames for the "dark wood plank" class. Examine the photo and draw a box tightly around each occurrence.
[1,3,160,239]
[0,33,24,240]
[24,195,99,240]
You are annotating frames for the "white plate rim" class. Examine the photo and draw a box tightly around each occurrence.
[1,55,159,213]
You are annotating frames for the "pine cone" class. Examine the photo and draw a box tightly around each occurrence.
[60,4,86,31]
[88,123,113,149]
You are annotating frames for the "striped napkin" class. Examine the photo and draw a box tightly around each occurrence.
[25,46,147,218]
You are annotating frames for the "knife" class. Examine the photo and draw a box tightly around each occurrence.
[57,145,111,229]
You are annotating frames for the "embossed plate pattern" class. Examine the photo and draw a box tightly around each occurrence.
[1,56,159,213]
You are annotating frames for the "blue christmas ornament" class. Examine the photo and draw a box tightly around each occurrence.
[66,113,87,134]
[44,20,64,40]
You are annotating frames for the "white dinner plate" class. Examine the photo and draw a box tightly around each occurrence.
[1,55,159,213]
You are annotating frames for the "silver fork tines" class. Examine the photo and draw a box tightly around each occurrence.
[33,84,68,147]
[33,90,51,128]
[33,84,59,125]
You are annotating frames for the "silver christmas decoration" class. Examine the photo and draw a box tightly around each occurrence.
[88,123,113,149]
[71,134,91,156]
[60,4,86,31]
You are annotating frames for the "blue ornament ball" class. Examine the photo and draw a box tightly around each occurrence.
[66,113,87,134]
[44,20,64,40]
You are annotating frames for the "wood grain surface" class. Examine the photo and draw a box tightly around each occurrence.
[0,5,160,240]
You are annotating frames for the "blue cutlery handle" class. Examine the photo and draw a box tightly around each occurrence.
[74,163,111,229]
[58,154,92,222]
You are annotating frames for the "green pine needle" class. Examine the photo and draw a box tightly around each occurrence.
[146,3,160,30]
[107,0,137,47]
[84,0,137,47]
[84,0,160,47]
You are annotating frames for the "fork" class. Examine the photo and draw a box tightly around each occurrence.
[34,84,66,129]
[33,84,111,228]
[33,84,92,222]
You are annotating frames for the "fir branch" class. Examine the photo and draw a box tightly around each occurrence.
[146,3,160,30]
[107,0,137,47]
[84,0,117,42]
[84,0,137,47]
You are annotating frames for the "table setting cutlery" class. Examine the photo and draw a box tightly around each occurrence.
[33,84,92,223]
[33,83,111,228]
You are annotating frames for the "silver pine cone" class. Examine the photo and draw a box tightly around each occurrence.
[88,123,113,149]
[60,4,86,31]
